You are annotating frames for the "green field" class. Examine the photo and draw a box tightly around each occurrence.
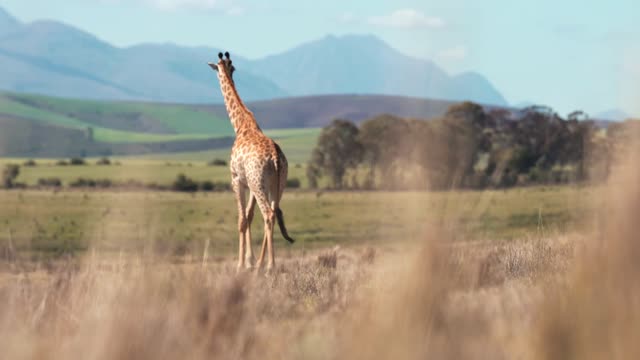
[140,127,320,164]
[0,186,597,258]
[0,125,317,187]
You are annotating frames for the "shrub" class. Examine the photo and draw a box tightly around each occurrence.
[208,159,227,167]
[146,182,167,191]
[172,174,198,192]
[2,164,20,189]
[96,157,111,166]
[214,181,231,191]
[69,178,112,188]
[95,179,113,188]
[317,248,338,269]
[23,159,37,167]
[69,158,86,166]
[38,177,62,187]
[199,180,215,192]
[286,178,301,189]
[55,160,69,166]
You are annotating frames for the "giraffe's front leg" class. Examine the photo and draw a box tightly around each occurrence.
[256,231,267,271]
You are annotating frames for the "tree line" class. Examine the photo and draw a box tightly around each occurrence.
[307,101,638,190]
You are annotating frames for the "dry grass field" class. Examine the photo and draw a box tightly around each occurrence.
[0,144,638,359]
[0,235,575,360]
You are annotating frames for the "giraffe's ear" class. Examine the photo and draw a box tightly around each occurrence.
[230,65,236,75]
[207,62,219,72]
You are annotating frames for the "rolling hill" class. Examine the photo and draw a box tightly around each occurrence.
[0,6,507,106]
[1,92,461,134]
[0,91,465,158]
[595,109,631,122]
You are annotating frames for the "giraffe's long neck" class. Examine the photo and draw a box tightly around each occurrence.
[218,71,259,134]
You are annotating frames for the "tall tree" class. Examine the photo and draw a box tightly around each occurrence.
[358,114,411,188]
[307,119,363,189]
[2,164,19,189]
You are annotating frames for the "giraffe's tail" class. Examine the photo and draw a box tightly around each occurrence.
[275,208,295,243]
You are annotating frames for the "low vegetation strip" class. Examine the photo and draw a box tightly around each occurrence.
[0,186,593,257]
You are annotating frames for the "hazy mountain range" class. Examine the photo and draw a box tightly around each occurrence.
[0,6,507,106]
[594,109,632,122]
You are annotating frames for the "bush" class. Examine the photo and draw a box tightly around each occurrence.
[55,160,69,166]
[23,159,37,167]
[69,157,87,166]
[199,180,215,192]
[286,178,301,189]
[2,164,20,189]
[11,182,27,189]
[69,178,112,188]
[214,182,231,191]
[172,174,198,192]
[146,182,168,191]
[38,177,62,187]
[208,159,227,166]
[96,157,111,166]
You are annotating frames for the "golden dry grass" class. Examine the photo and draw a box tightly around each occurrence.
[0,141,638,359]
[0,233,576,360]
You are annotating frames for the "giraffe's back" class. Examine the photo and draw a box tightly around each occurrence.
[230,132,288,201]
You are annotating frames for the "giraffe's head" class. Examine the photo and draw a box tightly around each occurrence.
[208,51,235,83]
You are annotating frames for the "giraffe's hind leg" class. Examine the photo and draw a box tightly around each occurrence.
[244,193,257,269]
[232,181,248,271]
[254,190,275,271]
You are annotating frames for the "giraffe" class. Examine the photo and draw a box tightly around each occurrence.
[208,51,294,272]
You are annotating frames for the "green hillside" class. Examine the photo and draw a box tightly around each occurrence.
[0,92,322,159]
[6,93,234,135]
[142,128,320,165]
[1,93,233,143]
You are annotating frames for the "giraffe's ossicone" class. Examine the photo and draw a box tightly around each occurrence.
[208,51,294,272]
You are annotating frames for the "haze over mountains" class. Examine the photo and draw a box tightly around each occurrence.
[0,6,507,106]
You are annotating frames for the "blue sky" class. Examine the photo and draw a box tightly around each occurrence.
[2,0,639,116]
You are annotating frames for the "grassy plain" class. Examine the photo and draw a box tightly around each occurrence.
[0,126,318,187]
[0,186,595,258]
[141,127,320,165]
[0,169,635,359]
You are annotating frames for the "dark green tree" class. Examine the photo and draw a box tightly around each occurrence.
[358,114,412,188]
[308,119,363,189]
[2,164,20,189]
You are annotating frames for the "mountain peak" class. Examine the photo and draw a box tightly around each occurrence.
[316,33,395,51]
[0,6,21,35]
[595,108,631,122]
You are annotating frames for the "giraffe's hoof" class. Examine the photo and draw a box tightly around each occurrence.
[265,264,275,275]
[245,256,256,269]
